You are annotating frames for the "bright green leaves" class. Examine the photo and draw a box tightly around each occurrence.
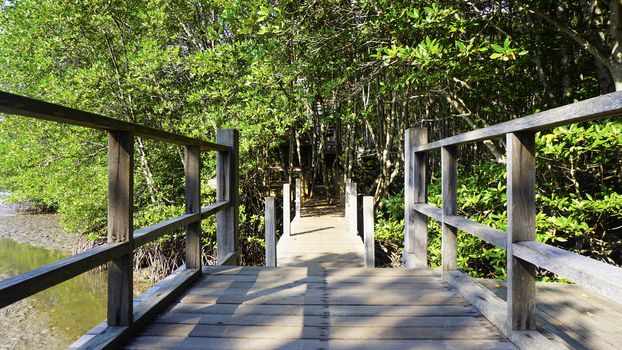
[490,37,528,60]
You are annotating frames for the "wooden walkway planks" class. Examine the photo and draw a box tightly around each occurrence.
[277,202,364,267]
[478,279,622,350]
[124,266,517,350]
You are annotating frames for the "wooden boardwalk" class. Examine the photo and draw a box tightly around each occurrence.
[277,200,364,267]
[123,266,517,350]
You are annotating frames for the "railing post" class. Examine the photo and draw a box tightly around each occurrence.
[507,131,536,331]
[441,146,458,275]
[185,145,201,270]
[265,197,277,267]
[216,129,240,265]
[346,180,358,236]
[283,183,291,237]
[404,128,428,268]
[363,196,375,268]
[295,178,302,218]
[107,131,134,326]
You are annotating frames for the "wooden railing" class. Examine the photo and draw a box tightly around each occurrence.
[403,91,622,333]
[0,91,240,347]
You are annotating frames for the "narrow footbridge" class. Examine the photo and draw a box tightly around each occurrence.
[0,91,621,349]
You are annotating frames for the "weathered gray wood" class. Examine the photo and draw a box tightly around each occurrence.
[200,200,230,218]
[283,183,291,237]
[264,197,277,267]
[295,178,302,218]
[71,267,201,350]
[441,146,458,274]
[442,215,506,249]
[216,129,240,265]
[0,91,229,151]
[506,131,537,331]
[134,213,198,247]
[107,130,134,327]
[125,337,518,350]
[0,242,128,308]
[184,145,201,270]
[444,271,564,350]
[346,181,358,236]
[412,91,622,152]
[412,204,507,249]
[363,196,375,268]
[513,241,622,305]
[404,128,428,268]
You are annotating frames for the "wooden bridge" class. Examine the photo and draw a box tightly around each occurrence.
[0,90,621,349]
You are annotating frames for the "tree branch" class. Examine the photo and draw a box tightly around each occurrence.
[528,8,613,70]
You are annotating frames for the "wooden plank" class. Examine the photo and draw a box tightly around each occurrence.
[0,242,127,308]
[441,145,457,274]
[412,91,622,152]
[295,178,302,218]
[264,197,276,267]
[512,241,622,305]
[444,271,565,349]
[107,130,134,326]
[134,213,199,248]
[203,266,439,277]
[216,129,240,265]
[363,196,375,268]
[347,181,358,236]
[0,91,228,151]
[139,323,505,340]
[506,131,536,331]
[169,303,480,317]
[184,145,201,270]
[412,204,506,249]
[71,268,201,350]
[155,313,490,327]
[200,200,230,218]
[443,215,506,249]
[404,128,428,268]
[192,280,451,291]
[125,336,518,350]
[283,183,291,237]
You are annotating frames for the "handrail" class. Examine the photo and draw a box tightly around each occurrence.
[0,91,241,348]
[412,91,622,152]
[404,92,622,334]
[0,91,229,151]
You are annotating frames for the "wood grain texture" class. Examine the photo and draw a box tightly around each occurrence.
[107,131,134,326]
[412,91,622,152]
[184,145,201,270]
[295,178,302,218]
[0,91,228,150]
[283,183,291,237]
[0,242,128,308]
[441,146,458,274]
[216,129,240,265]
[404,128,428,268]
[363,196,375,268]
[506,132,537,331]
[512,241,622,305]
[264,197,277,267]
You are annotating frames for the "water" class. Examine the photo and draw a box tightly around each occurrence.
[0,193,107,349]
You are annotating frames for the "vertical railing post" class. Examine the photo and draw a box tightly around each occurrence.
[265,197,277,267]
[107,131,134,326]
[185,145,201,270]
[216,129,240,265]
[283,183,291,237]
[507,132,536,330]
[404,128,428,268]
[295,178,302,218]
[347,180,358,236]
[363,196,375,268]
[441,146,458,275]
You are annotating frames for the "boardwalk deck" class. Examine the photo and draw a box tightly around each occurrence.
[124,266,517,350]
[277,201,364,267]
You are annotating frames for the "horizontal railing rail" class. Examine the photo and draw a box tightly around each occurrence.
[404,90,622,334]
[0,90,240,349]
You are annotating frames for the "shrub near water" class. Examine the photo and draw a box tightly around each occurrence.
[375,120,622,279]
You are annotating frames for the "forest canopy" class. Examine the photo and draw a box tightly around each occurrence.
[0,0,620,277]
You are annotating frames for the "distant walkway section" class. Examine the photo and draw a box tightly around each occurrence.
[277,198,364,267]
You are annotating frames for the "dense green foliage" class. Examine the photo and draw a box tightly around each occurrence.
[0,0,620,276]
